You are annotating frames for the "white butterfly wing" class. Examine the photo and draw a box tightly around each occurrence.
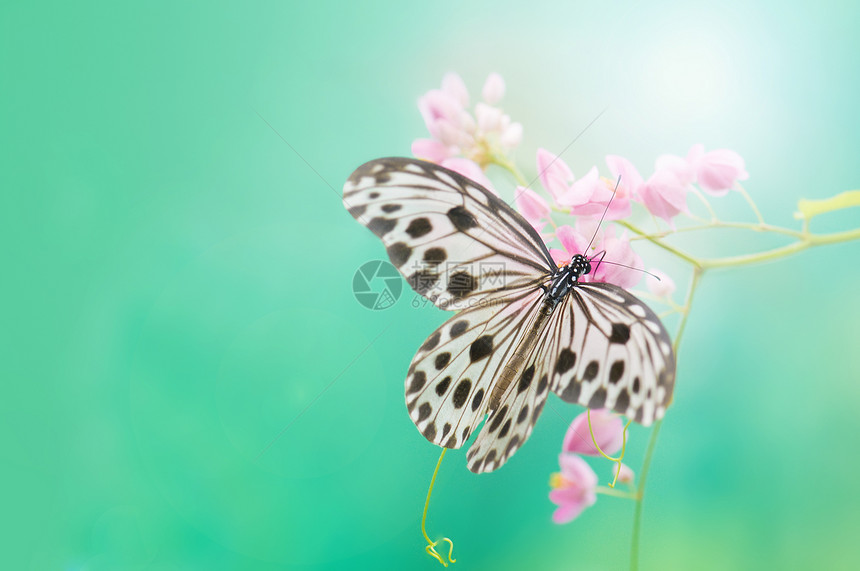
[465,303,568,473]
[405,287,546,451]
[344,158,554,309]
[550,282,676,425]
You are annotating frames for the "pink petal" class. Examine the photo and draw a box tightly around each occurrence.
[417,89,463,132]
[536,148,574,202]
[555,224,589,258]
[655,153,695,186]
[514,186,550,224]
[441,158,498,195]
[434,118,471,148]
[549,454,598,524]
[593,228,643,289]
[605,155,644,199]
[563,409,624,456]
[695,148,749,196]
[565,170,632,221]
[549,248,569,265]
[639,169,688,223]
[411,138,450,163]
[575,218,602,254]
[558,453,599,487]
[552,502,584,524]
[559,166,601,207]
[441,72,469,107]
[686,143,705,164]
[646,268,675,298]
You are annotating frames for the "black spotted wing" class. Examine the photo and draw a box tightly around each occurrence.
[343,158,555,310]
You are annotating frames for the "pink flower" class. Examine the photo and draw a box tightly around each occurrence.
[596,226,644,289]
[646,268,676,298]
[691,144,749,196]
[515,186,550,230]
[537,151,631,220]
[562,408,624,456]
[604,155,644,211]
[549,224,643,289]
[638,168,689,223]
[549,454,598,524]
[549,224,590,266]
[413,72,522,166]
[439,157,499,196]
[556,167,607,216]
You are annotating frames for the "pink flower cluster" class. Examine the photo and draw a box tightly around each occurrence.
[411,72,749,293]
[550,409,633,524]
[412,72,522,175]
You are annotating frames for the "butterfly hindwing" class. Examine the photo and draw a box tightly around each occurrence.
[344,158,554,310]
[550,282,676,425]
[405,288,546,450]
[465,300,569,473]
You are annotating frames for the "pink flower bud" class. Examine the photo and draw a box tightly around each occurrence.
[639,169,688,223]
[646,268,675,298]
[482,72,506,104]
[694,148,749,196]
[441,72,469,107]
[614,463,635,485]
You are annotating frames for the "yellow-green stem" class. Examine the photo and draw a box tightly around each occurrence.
[630,419,662,571]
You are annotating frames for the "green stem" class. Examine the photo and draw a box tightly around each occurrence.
[688,187,719,221]
[597,486,639,500]
[736,183,766,225]
[492,154,530,187]
[616,220,702,268]
[630,267,700,571]
[630,419,662,571]
[629,220,806,240]
[672,267,702,354]
[700,227,860,269]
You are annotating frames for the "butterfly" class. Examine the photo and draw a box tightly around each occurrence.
[343,158,675,473]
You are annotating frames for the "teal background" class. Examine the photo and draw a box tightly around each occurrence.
[3,1,859,569]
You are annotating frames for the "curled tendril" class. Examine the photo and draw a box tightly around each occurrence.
[422,448,456,567]
[587,408,633,488]
[425,537,456,567]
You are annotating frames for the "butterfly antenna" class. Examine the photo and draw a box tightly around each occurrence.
[585,175,621,253]
[589,257,662,281]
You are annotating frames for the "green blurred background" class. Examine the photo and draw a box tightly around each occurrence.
[3,1,859,569]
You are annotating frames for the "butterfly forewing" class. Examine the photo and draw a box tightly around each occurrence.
[550,282,675,425]
[344,158,554,310]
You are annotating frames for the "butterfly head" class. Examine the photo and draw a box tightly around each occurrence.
[567,254,592,281]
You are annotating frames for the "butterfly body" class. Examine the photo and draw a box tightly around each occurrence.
[344,158,676,473]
